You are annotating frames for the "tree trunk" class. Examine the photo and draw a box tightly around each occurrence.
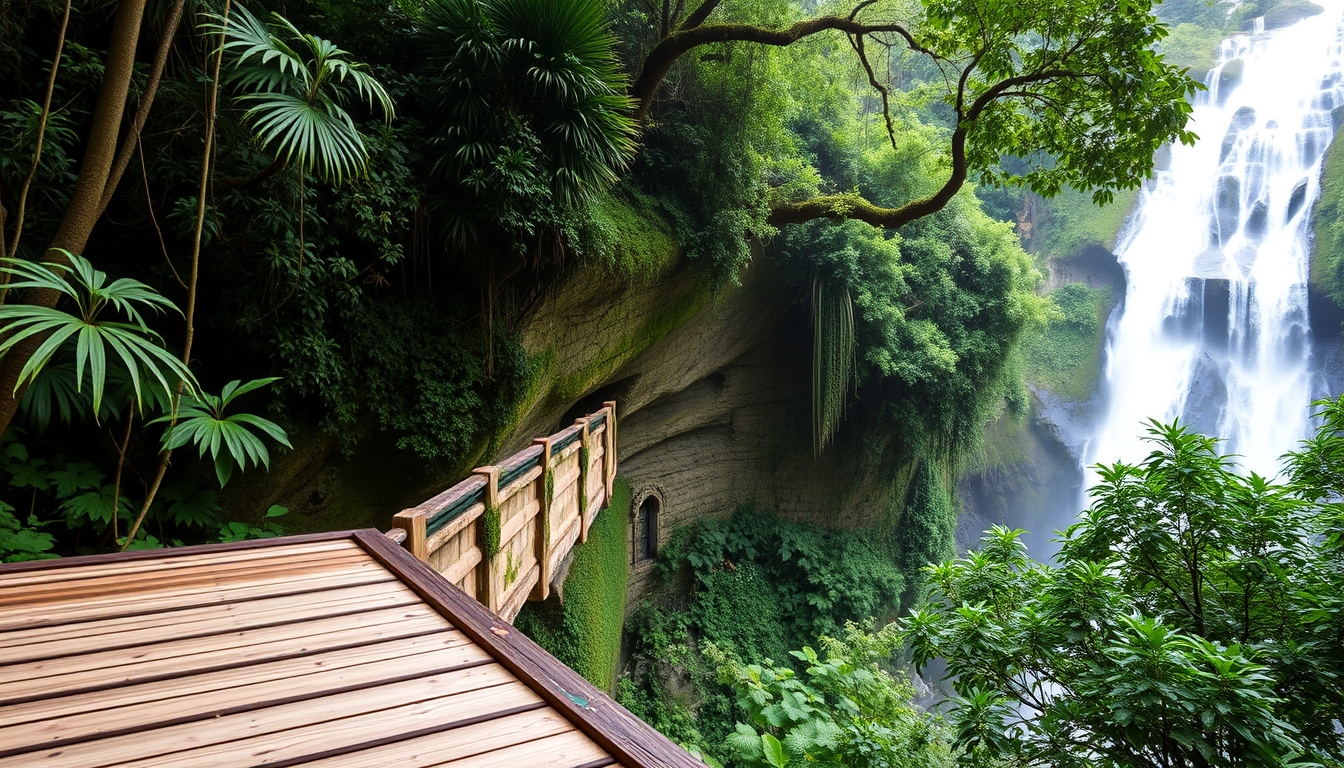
[0,0,150,437]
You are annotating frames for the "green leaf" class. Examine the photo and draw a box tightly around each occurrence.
[48,462,104,499]
[155,379,288,487]
[209,6,394,184]
[0,252,197,421]
[760,733,787,768]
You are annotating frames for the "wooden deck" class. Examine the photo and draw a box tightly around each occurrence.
[0,530,702,768]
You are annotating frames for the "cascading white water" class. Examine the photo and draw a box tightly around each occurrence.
[1088,5,1344,479]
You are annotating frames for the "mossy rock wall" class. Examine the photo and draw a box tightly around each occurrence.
[514,477,632,692]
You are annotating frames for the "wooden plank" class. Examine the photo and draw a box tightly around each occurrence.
[0,549,375,607]
[0,580,418,649]
[352,530,706,768]
[4,641,490,751]
[498,464,543,501]
[437,730,610,767]
[549,516,581,576]
[0,581,423,663]
[0,606,451,703]
[395,476,486,523]
[498,563,540,623]
[499,495,539,546]
[0,561,396,632]
[294,708,574,768]
[0,540,359,589]
[2,668,534,768]
[427,501,484,550]
[0,530,361,578]
[0,633,470,729]
[0,603,444,683]
[444,544,482,585]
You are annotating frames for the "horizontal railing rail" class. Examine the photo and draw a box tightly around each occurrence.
[390,401,617,621]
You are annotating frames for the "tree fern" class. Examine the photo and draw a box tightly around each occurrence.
[812,276,854,456]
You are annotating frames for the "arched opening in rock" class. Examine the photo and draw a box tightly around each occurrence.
[634,494,659,563]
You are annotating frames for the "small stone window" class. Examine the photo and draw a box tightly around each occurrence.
[634,494,660,563]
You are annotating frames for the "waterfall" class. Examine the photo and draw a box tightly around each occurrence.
[1087,5,1344,481]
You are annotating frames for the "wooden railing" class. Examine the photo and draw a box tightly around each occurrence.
[391,402,617,621]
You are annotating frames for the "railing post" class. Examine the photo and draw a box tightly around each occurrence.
[391,510,427,561]
[576,416,592,543]
[603,400,617,500]
[533,437,553,601]
[473,465,500,613]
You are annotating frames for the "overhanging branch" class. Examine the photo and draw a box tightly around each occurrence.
[630,15,934,121]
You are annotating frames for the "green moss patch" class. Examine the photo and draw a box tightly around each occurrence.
[1022,283,1113,401]
[514,477,631,691]
[1039,187,1139,261]
[576,187,680,282]
[1160,23,1230,76]
[1312,126,1344,309]
[549,285,707,405]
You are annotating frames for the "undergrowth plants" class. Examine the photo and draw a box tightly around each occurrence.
[618,507,905,761]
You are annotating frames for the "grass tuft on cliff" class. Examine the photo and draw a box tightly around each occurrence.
[514,477,630,691]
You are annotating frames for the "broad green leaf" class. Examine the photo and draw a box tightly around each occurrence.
[760,734,787,768]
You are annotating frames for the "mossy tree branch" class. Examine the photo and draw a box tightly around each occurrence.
[632,0,1197,234]
[769,68,1086,230]
[630,15,934,122]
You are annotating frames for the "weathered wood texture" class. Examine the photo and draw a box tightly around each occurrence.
[392,403,619,621]
[0,530,700,767]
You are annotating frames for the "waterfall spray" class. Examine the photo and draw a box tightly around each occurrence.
[1088,5,1344,482]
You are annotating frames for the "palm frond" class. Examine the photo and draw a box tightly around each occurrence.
[154,378,289,487]
[211,4,395,184]
[0,252,197,419]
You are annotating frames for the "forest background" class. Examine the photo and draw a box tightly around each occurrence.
[2,0,1340,764]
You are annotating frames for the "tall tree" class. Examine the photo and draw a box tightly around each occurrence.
[0,0,172,436]
[903,411,1344,766]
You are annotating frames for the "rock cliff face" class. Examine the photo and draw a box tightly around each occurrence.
[507,254,911,602]
[956,218,1127,555]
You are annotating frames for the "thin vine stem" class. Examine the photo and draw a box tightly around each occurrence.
[123,0,232,549]
[5,0,73,267]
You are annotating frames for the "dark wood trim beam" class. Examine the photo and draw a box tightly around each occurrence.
[352,529,706,768]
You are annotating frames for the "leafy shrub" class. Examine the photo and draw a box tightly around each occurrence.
[714,623,954,768]
[0,504,56,562]
[680,508,904,650]
[619,508,906,761]
[907,409,1344,765]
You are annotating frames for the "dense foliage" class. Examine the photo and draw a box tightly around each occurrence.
[904,403,1344,766]
[618,508,904,760]
[714,624,954,768]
